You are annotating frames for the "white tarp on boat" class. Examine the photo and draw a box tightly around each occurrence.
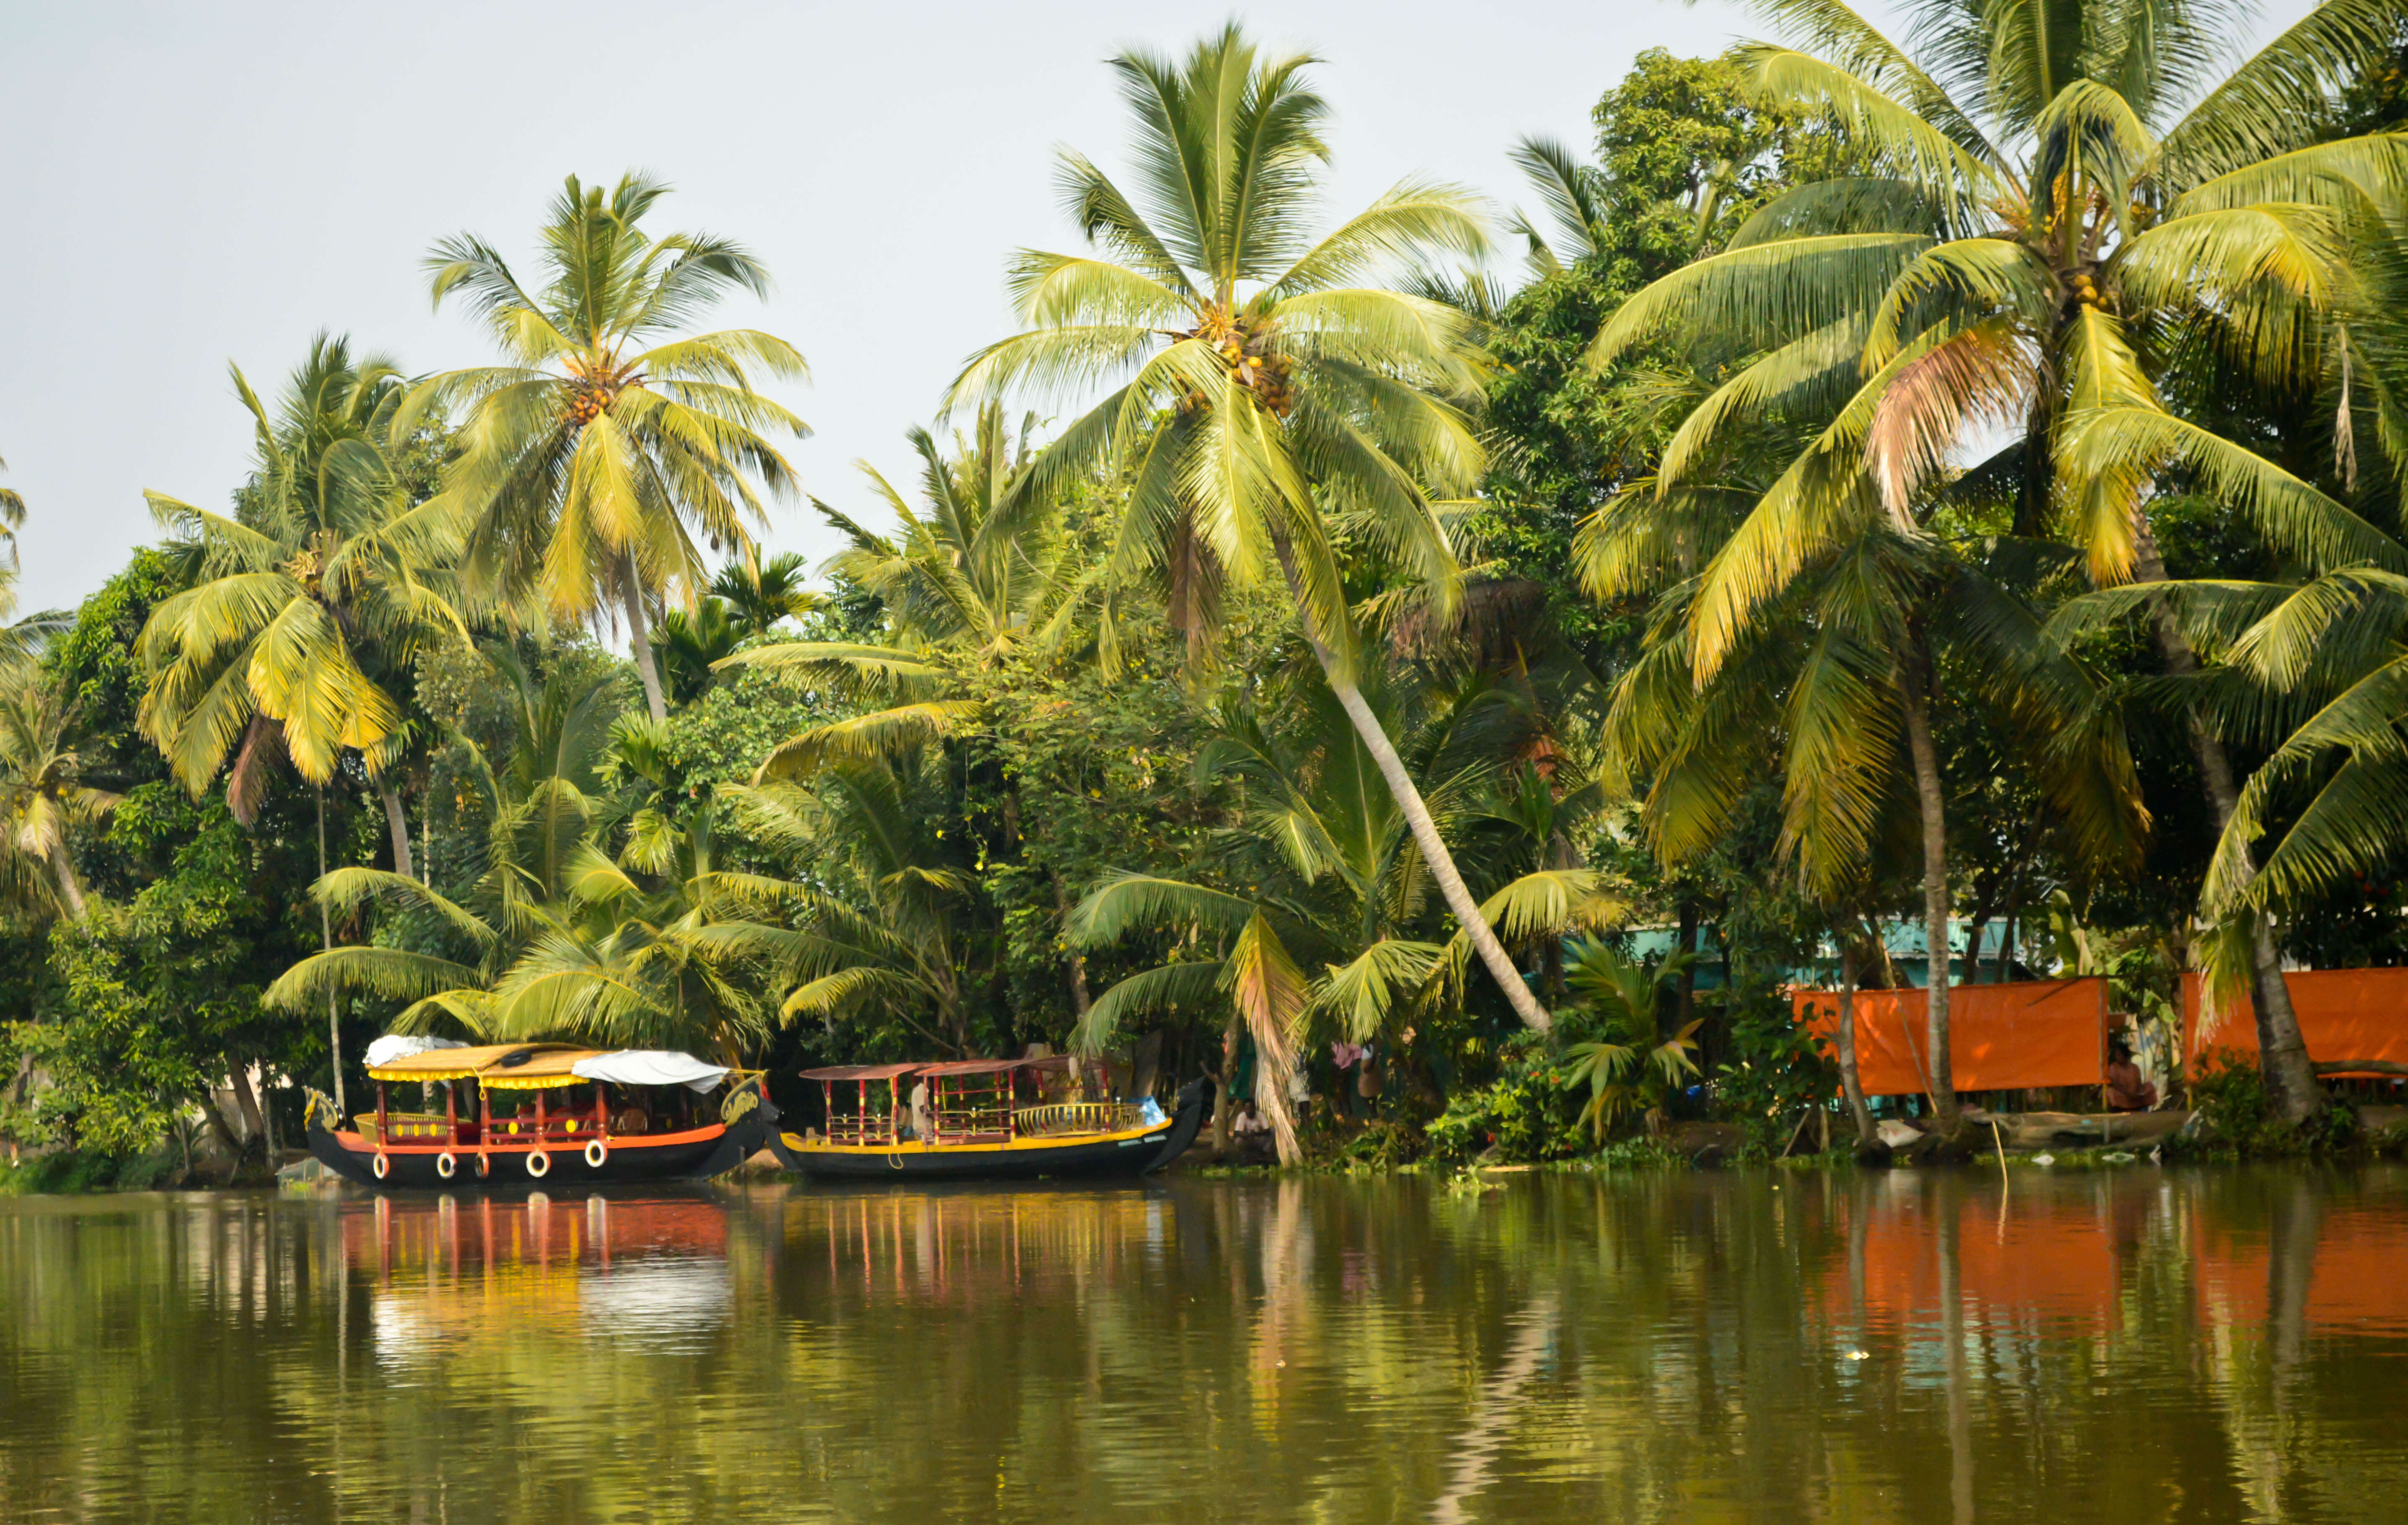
[363,1033,467,1069]
[571,1050,729,1093]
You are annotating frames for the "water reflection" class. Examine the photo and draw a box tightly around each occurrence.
[2,1169,2406,1522]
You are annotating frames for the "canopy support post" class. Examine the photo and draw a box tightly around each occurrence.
[376,1082,388,1146]
[445,1081,458,1146]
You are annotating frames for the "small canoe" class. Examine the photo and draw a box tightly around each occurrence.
[304,1041,778,1190]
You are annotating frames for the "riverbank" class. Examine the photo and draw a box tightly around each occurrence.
[10,1097,2406,1196]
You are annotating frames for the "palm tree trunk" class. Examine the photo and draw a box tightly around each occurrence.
[51,854,88,919]
[1897,647,1959,1131]
[622,558,668,723]
[1321,665,1552,1033]
[1835,936,1877,1145]
[318,788,345,1119]
[2131,529,2320,1125]
[1264,533,1552,1035]
[1211,1009,1241,1159]
[376,776,414,882]
[1053,875,1093,1019]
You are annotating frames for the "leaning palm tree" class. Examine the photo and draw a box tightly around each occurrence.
[1583,0,2408,1124]
[399,172,811,723]
[1071,662,1623,1162]
[0,659,118,921]
[949,26,1565,1032]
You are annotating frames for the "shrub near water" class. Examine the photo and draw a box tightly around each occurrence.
[2177,1049,2360,1158]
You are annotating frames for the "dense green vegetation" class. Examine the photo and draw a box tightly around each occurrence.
[9,3,2408,1181]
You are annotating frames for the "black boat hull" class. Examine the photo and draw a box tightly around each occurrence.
[305,1085,775,1191]
[769,1078,1211,1181]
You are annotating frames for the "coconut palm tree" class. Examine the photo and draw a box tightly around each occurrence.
[1070,661,1623,1162]
[722,759,986,1056]
[0,659,118,921]
[948,26,1570,1034]
[399,172,811,724]
[1581,0,2408,1124]
[140,337,463,1113]
[722,404,1112,779]
[138,335,457,871]
[265,713,791,1061]
[710,551,819,636]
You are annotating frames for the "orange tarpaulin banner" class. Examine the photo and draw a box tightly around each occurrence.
[2181,968,2408,1077]
[1793,978,2109,1096]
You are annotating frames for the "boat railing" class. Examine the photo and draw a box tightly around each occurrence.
[1012,1101,1144,1136]
[824,1115,903,1147]
[355,1112,456,1145]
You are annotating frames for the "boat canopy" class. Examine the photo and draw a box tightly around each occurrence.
[364,1039,728,1092]
[916,1055,1073,1077]
[798,1063,923,1082]
[362,1034,465,1070]
[571,1050,729,1094]
[365,1043,574,1084]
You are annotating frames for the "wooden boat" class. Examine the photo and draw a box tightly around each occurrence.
[305,1040,777,1190]
[767,1055,1209,1180]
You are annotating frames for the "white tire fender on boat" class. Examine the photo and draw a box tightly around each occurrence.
[526,1148,551,1179]
[435,1151,456,1180]
[583,1139,607,1169]
[372,1152,389,1180]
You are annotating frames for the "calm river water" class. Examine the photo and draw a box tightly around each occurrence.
[3,1167,2405,1522]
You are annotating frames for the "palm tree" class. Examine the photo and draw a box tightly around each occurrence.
[722,761,986,1056]
[138,336,457,871]
[1070,663,1622,1163]
[722,404,1110,778]
[140,337,462,1114]
[710,551,819,636]
[400,172,811,724]
[265,713,789,1061]
[0,660,118,921]
[1581,0,2408,1125]
[949,26,1567,1033]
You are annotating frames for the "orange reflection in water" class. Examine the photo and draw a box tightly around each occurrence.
[1824,1176,2408,1342]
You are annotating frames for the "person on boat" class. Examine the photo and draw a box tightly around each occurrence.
[2105,1037,2158,1112]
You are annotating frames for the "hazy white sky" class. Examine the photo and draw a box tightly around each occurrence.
[0,0,2314,612]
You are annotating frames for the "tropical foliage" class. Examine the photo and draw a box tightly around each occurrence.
[14,12,2408,1178]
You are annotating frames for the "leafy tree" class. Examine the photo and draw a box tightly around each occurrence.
[1583,0,2408,1125]
[401,172,811,722]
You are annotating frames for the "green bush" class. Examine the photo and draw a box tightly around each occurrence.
[2175,1049,2358,1157]
[1426,1035,1589,1162]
